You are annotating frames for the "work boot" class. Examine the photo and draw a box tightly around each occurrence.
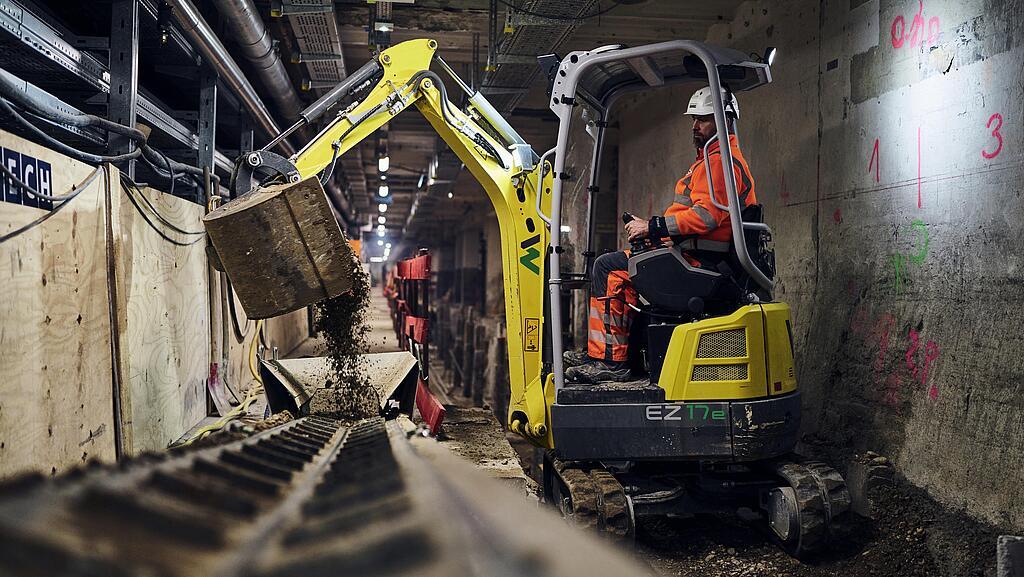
[562,349,592,367]
[565,359,632,384]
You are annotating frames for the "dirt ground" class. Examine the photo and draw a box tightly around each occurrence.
[506,439,1002,577]
[633,478,1000,577]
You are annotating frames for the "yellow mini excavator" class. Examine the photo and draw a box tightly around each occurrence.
[204,38,849,557]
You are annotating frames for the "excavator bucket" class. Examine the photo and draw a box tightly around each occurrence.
[203,176,356,319]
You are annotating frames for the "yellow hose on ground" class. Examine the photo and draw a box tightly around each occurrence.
[176,320,265,447]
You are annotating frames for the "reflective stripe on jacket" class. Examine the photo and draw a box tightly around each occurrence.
[665,134,757,244]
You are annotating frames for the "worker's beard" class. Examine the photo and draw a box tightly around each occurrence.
[693,131,708,150]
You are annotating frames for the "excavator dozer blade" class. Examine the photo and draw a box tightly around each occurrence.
[203,176,356,319]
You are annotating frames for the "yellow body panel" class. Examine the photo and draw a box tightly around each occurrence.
[657,303,797,401]
[762,303,798,395]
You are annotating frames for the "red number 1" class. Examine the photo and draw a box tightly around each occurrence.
[982,113,1003,159]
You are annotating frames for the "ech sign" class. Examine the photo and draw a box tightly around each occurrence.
[1,146,54,211]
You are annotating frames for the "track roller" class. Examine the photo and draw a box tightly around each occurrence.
[543,452,634,543]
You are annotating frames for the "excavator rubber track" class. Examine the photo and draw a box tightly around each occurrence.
[546,454,634,542]
[769,458,851,557]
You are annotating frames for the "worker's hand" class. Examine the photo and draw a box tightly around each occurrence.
[625,217,649,241]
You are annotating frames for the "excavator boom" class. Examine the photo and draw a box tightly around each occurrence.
[205,38,556,446]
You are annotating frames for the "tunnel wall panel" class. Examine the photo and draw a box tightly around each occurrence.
[0,130,118,476]
[110,186,210,454]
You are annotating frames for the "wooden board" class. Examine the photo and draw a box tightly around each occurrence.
[110,185,210,453]
[0,130,117,477]
[224,281,261,401]
[264,307,310,359]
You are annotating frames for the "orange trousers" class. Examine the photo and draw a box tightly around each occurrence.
[587,251,637,362]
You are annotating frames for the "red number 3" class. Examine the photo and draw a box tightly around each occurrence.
[982,113,1003,159]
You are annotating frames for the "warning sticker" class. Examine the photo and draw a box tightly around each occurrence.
[524,318,540,352]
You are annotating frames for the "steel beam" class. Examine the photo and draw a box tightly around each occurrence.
[108,0,140,178]
[0,0,231,173]
[197,66,217,203]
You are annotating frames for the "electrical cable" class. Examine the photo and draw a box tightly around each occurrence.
[120,174,205,236]
[494,0,620,22]
[1,97,208,198]
[0,158,88,203]
[0,166,102,245]
[120,184,204,246]
[0,98,142,164]
[175,319,264,447]
[319,141,342,186]
[0,73,212,194]
[227,278,251,342]
[0,168,102,244]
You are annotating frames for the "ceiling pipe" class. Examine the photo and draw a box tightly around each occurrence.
[324,181,357,229]
[206,0,303,121]
[165,0,294,155]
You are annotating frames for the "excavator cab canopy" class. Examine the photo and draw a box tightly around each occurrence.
[558,43,771,106]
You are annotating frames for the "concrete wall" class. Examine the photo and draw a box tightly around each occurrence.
[615,0,1024,530]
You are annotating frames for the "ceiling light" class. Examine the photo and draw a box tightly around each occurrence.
[378,203,388,213]
[385,242,392,249]
[376,240,384,246]
[378,155,390,172]
[377,228,385,237]
[764,47,777,66]
[378,185,389,197]
[378,216,386,224]
[447,191,454,199]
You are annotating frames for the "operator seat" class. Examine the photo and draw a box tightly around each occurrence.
[626,204,773,315]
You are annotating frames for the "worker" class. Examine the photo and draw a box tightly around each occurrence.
[565,86,757,383]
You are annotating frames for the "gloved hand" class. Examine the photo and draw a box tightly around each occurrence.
[625,217,649,240]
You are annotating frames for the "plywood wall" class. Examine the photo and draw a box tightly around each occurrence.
[0,132,118,476]
[1,129,329,476]
[110,186,210,453]
[264,308,311,358]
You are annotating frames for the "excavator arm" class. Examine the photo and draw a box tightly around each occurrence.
[234,39,556,447]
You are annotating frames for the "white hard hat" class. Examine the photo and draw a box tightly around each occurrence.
[686,86,739,119]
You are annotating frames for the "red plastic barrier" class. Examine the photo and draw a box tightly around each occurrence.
[415,378,446,436]
[385,250,443,434]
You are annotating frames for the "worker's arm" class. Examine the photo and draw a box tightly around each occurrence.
[648,154,749,239]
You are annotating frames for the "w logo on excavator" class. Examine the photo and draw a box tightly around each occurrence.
[519,234,541,275]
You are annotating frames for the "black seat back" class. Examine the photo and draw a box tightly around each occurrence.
[726,204,775,287]
[627,248,722,312]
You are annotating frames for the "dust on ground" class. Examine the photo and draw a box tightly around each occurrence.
[636,474,1002,577]
[311,250,379,420]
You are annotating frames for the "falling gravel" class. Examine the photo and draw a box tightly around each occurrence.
[311,251,379,420]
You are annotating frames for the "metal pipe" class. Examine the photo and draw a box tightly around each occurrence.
[165,0,293,154]
[207,0,303,121]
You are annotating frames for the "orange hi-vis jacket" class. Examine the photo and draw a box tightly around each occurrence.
[665,134,756,247]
